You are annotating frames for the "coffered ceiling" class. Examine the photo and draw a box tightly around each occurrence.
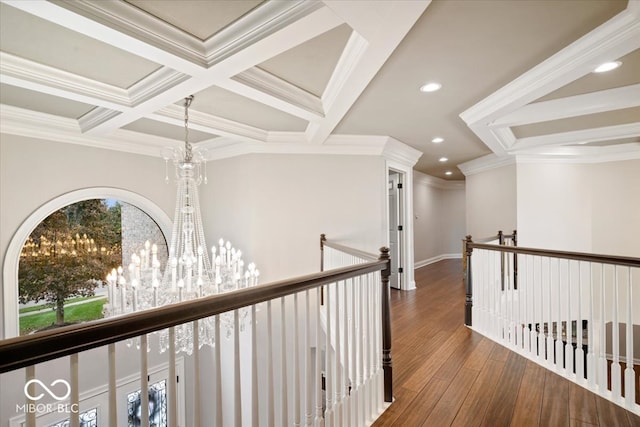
[1,0,639,180]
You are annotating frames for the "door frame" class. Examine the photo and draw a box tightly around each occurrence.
[385,162,416,291]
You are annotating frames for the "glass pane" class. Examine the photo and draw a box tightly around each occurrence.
[127,379,167,427]
[45,407,98,427]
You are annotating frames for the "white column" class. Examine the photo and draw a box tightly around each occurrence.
[624,267,635,406]
[108,343,117,425]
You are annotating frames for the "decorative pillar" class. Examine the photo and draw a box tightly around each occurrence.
[379,246,393,402]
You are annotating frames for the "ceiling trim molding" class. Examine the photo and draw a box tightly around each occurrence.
[78,107,122,133]
[0,104,179,156]
[0,52,130,108]
[202,1,326,66]
[511,122,640,152]
[128,67,190,105]
[4,0,203,75]
[458,154,517,177]
[458,143,640,176]
[1,104,425,165]
[152,105,267,143]
[230,67,325,121]
[414,170,464,190]
[491,84,640,128]
[460,2,640,154]
[515,143,640,164]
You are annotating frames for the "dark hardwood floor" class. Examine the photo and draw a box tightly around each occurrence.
[373,259,640,427]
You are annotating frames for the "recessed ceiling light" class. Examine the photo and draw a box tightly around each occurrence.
[431,137,444,143]
[445,171,453,176]
[420,82,442,92]
[593,61,621,73]
[439,157,448,162]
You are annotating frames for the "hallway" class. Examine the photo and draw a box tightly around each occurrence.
[373,259,640,426]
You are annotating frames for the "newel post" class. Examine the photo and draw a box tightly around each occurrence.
[379,246,393,402]
[464,236,473,327]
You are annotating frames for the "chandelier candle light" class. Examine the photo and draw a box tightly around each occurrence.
[105,95,259,353]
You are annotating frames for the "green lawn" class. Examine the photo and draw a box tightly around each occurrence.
[20,299,106,335]
[19,295,104,314]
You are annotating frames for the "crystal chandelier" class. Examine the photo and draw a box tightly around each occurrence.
[105,96,259,353]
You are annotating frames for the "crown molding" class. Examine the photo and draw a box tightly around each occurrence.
[78,107,122,133]
[1,104,425,164]
[128,67,190,105]
[414,170,464,190]
[0,52,130,108]
[511,123,640,152]
[458,143,640,176]
[0,104,179,156]
[202,1,325,66]
[515,143,640,164]
[458,154,517,177]
[152,105,267,143]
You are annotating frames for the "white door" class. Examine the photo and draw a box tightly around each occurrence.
[388,173,402,289]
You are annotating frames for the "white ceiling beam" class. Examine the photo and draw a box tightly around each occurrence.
[460,3,640,154]
[510,122,640,152]
[0,52,131,109]
[2,0,206,75]
[83,5,344,134]
[307,0,431,144]
[491,84,640,128]
[152,105,267,144]
[220,67,325,123]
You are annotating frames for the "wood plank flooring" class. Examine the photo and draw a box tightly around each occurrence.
[373,259,640,427]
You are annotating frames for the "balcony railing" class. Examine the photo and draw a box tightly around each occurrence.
[464,235,640,415]
[0,236,392,427]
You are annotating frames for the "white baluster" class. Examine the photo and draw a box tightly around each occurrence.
[251,306,259,427]
[576,262,585,382]
[194,321,202,427]
[281,297,289,426]
[108,343,117,425]
[565,260,574,377]
[168,328,178,427]
[612,267,622,397]
[267,301,275,427]
[233,311,242,427]
[334,281,343,424]
[546,258,554,369]
[356,276,364,427]
[326,283,335,426]
[343,279,350,426]
[305,290,313,426]
[25,365,36,427]
[587,264,596,388]
[214,316,223,426]
[536,256,544,361]
[140,334,150,427]
[368,273,376,421]
[293,293,301,427]
[598,265,608,394]
[314,287,324,427]
[70,353,79,427]
[556,259,563,374]
[624,267,635,406]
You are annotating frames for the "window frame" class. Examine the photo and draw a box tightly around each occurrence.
[3,188,172,339]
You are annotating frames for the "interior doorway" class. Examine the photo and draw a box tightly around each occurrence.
[388,171,403,290]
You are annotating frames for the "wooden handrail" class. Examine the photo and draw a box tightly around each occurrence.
[467,242,640,268]
[0,259,388,374]
[320,235,378,261]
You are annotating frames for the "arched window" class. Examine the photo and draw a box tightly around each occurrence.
[3,188,171,338]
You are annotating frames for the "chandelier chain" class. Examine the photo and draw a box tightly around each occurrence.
[184,95,194,162]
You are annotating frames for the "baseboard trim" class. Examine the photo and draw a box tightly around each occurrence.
[414,253,462,269]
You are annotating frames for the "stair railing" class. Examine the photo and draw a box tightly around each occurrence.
[464,236,640,415]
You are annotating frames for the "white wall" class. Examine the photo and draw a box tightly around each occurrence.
[465,163,517,239]
[413,171,466,266]
[516,159,640,257]
[590,159,640,257]
[201,153,387,284]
